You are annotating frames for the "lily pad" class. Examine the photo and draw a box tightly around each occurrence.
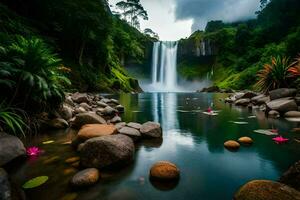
[43,140,54,144]
[203,112,218,116]
[254,129,278,136]
[22,176,49,189]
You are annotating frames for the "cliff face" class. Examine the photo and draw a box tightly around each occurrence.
[178,30,218,61]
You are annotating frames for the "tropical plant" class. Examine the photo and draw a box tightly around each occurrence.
[0,35,70,112]
[288,55,300,77]
[0,103,27,136]
[256,56,291,92]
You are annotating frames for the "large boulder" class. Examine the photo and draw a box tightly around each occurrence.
[140,122,162,138]
[70,168,100,187]
[266,98,298,113]
[118,127,141,141]
[0,133,26,166]
[79,103,91,111]
[78,124,117,140]
[71,92,89,104]
[72,113,106,128]
[269,88,297,101]
[101,106,117,116]
[234,180,300,200]
[235,98,251,106]
[279,160,300,191]
[149,161,180,181]
[110,116,122,123]
[115,105,125,113]
[80,134,135,168]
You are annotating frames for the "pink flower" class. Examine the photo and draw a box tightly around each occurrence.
[207,107,212,113]
[26,146,42,156]
[272,136,289,144]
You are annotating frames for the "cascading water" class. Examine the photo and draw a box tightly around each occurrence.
[151,41,178,92]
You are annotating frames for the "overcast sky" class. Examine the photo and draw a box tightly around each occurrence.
[109,0,261,41]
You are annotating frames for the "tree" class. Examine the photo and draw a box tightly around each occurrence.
[116,0,148,29]
[144,28,159,40]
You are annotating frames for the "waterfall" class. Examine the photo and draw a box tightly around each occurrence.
[151,41,178,92]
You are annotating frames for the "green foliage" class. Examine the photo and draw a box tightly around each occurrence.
[116,0,148,29]
[0,35,70,111]
[205,21,225,33]
[0,103,26,136]
[256,57,291,92]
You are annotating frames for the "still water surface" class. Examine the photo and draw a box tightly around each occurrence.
[11,93,300,200]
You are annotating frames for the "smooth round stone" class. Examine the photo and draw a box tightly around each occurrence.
[150,161,180,181]
[238,137,253,145]
[224,140,240,150]
[70,168,99,187]
[65,157,80,164]
[140,122,162,138]
[234,180,300,200]
[127,122,142,130]
[118,127,141,141]
[284,111,300,118]
[78,124,117,140]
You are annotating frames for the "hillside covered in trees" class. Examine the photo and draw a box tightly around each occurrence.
[178,0,300,90]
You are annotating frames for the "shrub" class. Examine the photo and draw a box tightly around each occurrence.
[0,35,70,112]
[256,56,291,92]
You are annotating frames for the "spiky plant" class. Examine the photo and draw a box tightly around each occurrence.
[0,102,27,137]
[288,54,300,77]
[256,56,291,93]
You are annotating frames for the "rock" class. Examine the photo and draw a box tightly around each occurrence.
[72,113,106,128]
[0,168,11,200]
[65,96,75,107]
[267,98,298,113]
[251,94,270,105]
[199,86,220,93]
[100,98,111,104]
[235,98,251,106]
[224,140,240,150]
[127,122,142,130]
[59,104,73,120]
[70,168,99,187]
[78,124,117,140]
[118,127,141,141]
[295,97,300,105]
[279,160,300,191]
[149,161,180,181]
[234,180,300,200]
[238,137,253,145]
[72,93,89,104]
[0,132,26,166]
[47,118,69,129]
[110,99,119,105]
[284,111,300,118]
[96,101,108,108]
[269,88,297,101]
[80,134,135,168]
[241,91,258,99]
[268,110,280,118]
[79,103,91,111]
[115,105,125,113]
[74,107,86,114]
[110,116,122,123]
[140,122,162,138]
[225,97,235,104]
[234,92,246,100]
[101,106,117,116]
[115,122,126,130]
